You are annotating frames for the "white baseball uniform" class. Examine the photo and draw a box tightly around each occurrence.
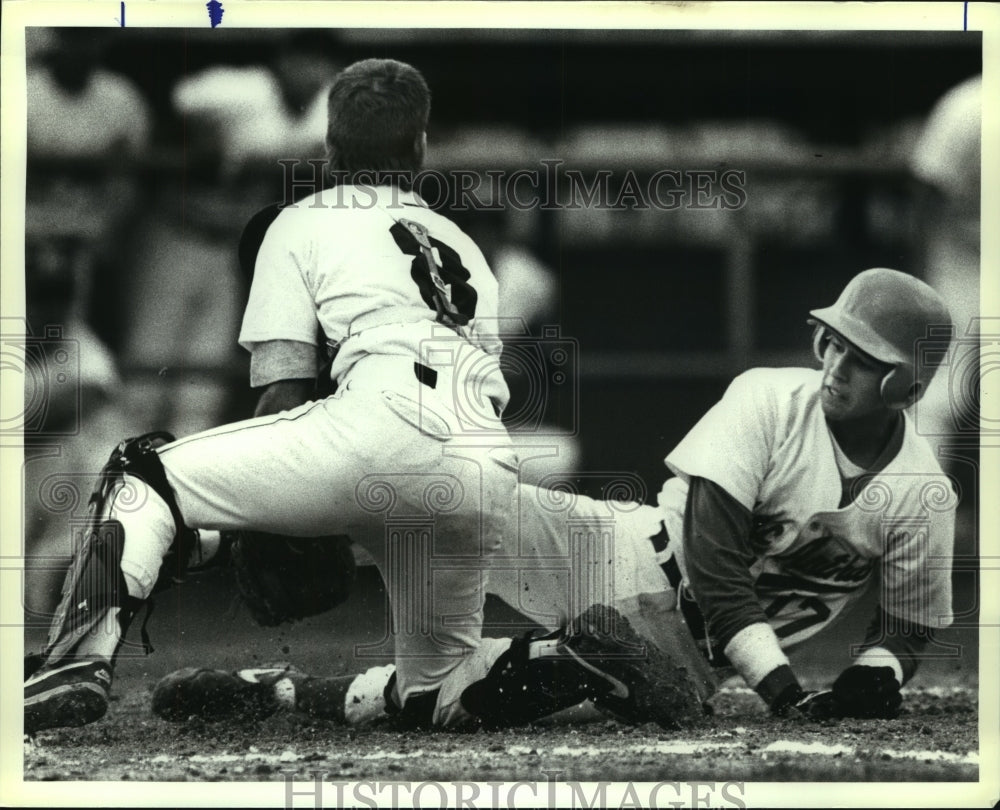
[116,184,520,714]
[658,367,955,649]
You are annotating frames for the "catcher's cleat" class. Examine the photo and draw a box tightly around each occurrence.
[151,666,302,722]
[24,659,112,734]
[462,604,706,730]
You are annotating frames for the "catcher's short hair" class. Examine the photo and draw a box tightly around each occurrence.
[325,58,430,185]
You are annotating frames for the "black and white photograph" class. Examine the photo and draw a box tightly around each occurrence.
[1,2,996,807]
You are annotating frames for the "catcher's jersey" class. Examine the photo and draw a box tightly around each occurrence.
[658,367,956,649]
[239,184,509,412]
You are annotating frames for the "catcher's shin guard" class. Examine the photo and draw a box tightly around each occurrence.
[41,519,138,665]
[38,431,193,669]
[461,605,707,730]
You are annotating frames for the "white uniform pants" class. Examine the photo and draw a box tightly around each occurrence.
[120,358,518,710]
[494,484,671,629]
[116,358,674,725]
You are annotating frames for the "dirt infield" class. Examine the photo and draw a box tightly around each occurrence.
[18,568,984,795]
[23,683,978,783]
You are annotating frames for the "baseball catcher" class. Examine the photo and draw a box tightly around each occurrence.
[25,58,708,736]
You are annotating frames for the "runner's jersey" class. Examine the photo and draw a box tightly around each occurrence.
[658,367,956,648]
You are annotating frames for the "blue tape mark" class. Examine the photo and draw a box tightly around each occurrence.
[119,1,125,26]
[206,0,224,27]
[964,1,968,30]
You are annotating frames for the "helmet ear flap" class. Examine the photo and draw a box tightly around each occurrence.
[880,366,920,410]
[812,325,830,364]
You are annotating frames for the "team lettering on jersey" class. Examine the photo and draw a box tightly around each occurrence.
[751,517,876,644]
[750,511,791,552]
[751,510,875,590]
[774,530,875,588]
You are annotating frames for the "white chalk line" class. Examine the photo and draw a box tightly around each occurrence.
[719,685,975,698]
[761,740,978,765]
[45,737,966,770]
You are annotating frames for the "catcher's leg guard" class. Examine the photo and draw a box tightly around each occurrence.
[40,519,136,666]
[26,432,195,733]
[461,604,706,731]
[37,431,193,669]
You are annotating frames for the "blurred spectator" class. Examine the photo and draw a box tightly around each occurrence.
[119,33,341,436]
[23,29,152,616]
[117,214,249,437]
[462,209,559,328]
[909,75,981,461]
[26,28,152,328]
[910,74,981,336]
[26,29,151,159]
[171,31,338,177]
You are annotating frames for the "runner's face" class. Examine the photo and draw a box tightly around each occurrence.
[819,331,892,421]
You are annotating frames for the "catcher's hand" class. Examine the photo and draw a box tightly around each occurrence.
[792,665,902,720]
[231,531,356,626]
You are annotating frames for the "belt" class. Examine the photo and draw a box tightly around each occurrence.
[413,361,503,417]
[317,359,437,398]
[413,362,438,389]
[337,357,502,419]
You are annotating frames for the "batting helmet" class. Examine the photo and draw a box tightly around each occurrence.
[808,268,953,410]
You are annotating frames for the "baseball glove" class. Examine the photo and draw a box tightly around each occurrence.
[828,664,902,718]
[793,665,902,720]
[230,531,356,626]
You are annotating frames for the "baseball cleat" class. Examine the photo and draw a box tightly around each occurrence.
[24,659,113,734]
[568,604,706,730]
[462,604,706,730]
[151,665,303,722]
